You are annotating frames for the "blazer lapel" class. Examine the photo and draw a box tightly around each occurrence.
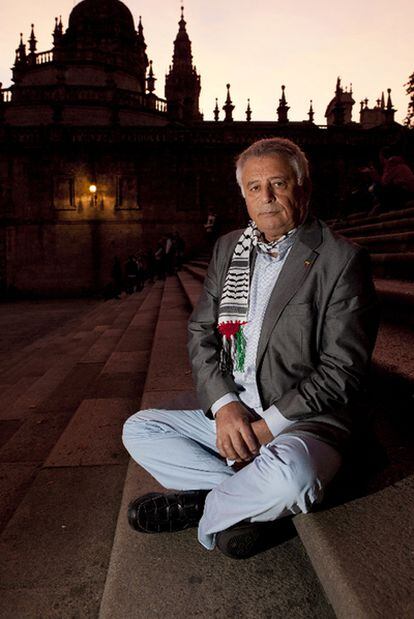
[256,219,322,368]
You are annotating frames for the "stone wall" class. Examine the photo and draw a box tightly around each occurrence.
[0,123,410,296]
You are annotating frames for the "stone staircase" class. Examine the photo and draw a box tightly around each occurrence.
[1,248,413,617]
[0,284,164,616]
[328,204,414,281]
[0,276,337,618]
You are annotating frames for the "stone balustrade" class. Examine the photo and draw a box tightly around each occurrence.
[0,89,12,103]
[35,50,54,65]
[0,83,167,114]
[155,99,167,113]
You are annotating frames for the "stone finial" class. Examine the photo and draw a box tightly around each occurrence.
[137,15,143,37]
[308,99,314,123]
[28,24,37,54]
[384,88,396,124]
[246,98,252,122]
[223,83,235,122]
[386,88,393,110]
[335,76,342,96]
[277,85,289,123]
[214,97,219,121]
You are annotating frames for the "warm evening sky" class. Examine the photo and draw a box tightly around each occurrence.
[0,0,412,125]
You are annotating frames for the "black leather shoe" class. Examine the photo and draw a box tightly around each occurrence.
[216,518,296,559]
[127,491,208,533]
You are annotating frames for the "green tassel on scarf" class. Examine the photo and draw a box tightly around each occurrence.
[234,325,247,372]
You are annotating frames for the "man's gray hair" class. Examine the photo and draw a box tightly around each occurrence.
[235,137,311,197]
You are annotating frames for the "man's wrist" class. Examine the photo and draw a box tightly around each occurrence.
[210,392,240,417]
[261,404,295,437]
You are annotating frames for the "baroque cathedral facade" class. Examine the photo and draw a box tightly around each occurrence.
[0,0,410,295]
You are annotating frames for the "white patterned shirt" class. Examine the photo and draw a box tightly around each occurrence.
[211,231,298,437]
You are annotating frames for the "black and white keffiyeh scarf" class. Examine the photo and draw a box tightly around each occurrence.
[218,221,297,373]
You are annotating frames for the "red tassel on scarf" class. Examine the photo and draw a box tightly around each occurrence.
[218,321,245,339]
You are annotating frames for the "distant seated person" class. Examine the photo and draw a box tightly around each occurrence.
[368,146,414,214]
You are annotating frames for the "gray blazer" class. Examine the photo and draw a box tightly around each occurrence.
[188,217,379,450]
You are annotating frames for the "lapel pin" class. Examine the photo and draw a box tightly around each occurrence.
[304,260,312,267]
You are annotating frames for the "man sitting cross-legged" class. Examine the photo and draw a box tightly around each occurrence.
[123,137,379,559]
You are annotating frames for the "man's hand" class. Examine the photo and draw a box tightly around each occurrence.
[251,419,273,446]
[215,401,260,462]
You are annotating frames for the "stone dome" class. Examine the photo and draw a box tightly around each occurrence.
[68,0,136,42]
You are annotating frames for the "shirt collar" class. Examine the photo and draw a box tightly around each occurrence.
[255,227,297,261]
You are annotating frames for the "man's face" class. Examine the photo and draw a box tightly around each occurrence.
[241,154,306,242]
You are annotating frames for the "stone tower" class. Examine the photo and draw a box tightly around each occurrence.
[165,6,202,122]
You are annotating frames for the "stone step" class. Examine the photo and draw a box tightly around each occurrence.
[0,284,165,616]
[0,333,102,386]
[100,275,334,617]
[294,474,414,618]
[176,269,204,309]
[328,204,414,229]
[0,358,80,423]
[336,216,414,237]
[372,321,414,385]
[353,230,414,254]
[0,464,127,617]
[375,279,414,325]
[187,258,210,269]
[371,252,414,281]
[0,295,140,369]
[182,263,207,283]
[0,293,145,385]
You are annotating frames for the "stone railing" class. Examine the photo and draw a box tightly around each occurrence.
[0,88,12,103]
[35,50,54,65]
[1,84,168,115]
[155,99,167,113]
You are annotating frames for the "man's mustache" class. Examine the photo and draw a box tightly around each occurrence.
[258,202,284,215]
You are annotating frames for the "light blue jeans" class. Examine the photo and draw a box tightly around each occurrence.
[122,408,342,549]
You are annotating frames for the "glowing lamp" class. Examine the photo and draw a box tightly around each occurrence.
[89,184,97,194]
